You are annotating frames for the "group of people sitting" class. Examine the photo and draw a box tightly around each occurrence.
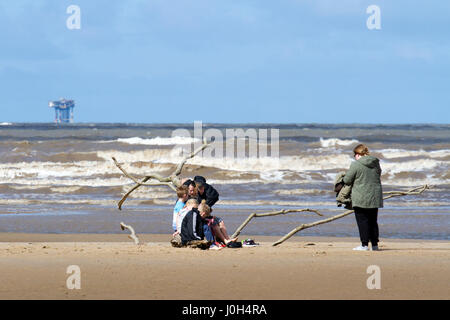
[170,176,238,250]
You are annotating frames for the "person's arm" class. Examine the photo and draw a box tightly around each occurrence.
[172,201,182,232]
[175,209,184,234]
[192,211,202,240]
[172,209,178,232]
[376,160,382,176]
[205,185,219,207]
[343,162,357,186]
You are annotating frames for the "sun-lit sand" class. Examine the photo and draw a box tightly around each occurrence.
[0,233,448,300]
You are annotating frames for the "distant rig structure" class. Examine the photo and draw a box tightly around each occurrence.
[49,98,75,123]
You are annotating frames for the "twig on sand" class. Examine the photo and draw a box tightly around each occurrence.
[271,185,431,246]
[112,139,210,210]
[120,222,140,245]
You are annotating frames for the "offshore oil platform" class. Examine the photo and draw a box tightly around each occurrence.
[49,98,75,123]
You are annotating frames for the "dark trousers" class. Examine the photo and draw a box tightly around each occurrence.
[354,207,379,246]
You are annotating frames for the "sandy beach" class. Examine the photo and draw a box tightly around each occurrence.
[0,233,448,300]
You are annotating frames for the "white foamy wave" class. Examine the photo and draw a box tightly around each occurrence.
[122,185,173,199]
[50,186,83,193]
[274,189,327,196]
[8,185,83,193]
[0,122,12,126]
[97,149,173,163]
[381,158,447,175]
[320,138,359,148]
[154,147,353,173]
[0,159,169,185]
[382,176,447,187]
[0,199,117,206]
[1,149,447,190]
[116,136,201,146]
[380,149,450,159]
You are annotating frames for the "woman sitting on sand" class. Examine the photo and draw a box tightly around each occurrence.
[343,144,383,251]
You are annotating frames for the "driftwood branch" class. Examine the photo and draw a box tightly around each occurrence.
[113,139,210,210]
[120,222,140,245]
[231,209,323,239]
[271,185,431,246]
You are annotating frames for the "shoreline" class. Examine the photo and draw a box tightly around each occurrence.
[0,232,449,243]
[0,233,448,300]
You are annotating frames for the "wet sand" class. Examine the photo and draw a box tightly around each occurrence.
[0,233,448,300]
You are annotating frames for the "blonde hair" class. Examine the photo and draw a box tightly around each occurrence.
[198,200,211,216]
[186,198,198,207]
[353,144,370,156]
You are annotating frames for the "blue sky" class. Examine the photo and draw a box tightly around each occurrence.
[0,0,449,123]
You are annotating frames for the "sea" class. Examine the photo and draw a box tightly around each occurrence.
[0,123,448,240]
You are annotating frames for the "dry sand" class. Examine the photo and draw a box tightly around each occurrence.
[0,233,448,300]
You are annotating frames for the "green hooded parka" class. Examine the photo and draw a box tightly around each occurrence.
[343,155,383,209]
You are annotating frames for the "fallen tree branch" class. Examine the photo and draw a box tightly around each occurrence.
[231,209,323,239]
[113,139,210,210]
[120,222,140,245]
[271,185,431,246]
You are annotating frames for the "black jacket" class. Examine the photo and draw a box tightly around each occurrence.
[180,208,204,244]
[183,176,219,207]
[198,183,219,207]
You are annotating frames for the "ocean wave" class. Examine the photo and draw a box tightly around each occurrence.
[319,138,359,148]
[156,147,353,172]
[7,185,83,193]
[1,152,448,189]
[115,136,201,146]
[0,199,118,206]
[381,158,447,174]
[0,122,12,126]
[274,189,329,196]
[379,149,450,159]
[2,197,444,208]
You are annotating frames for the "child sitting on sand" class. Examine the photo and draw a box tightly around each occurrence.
[175,198,198,235]
[198,200,237,247]
[171,198,200,247]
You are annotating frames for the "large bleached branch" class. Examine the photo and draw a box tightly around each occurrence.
[113,139,210,210]
[271,185,431,246]
[231,209,323,239]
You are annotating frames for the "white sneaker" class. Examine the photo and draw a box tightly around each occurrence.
[353,245,369,251]
[372,245,379,251]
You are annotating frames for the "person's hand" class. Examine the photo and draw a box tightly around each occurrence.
[172,231,179,237]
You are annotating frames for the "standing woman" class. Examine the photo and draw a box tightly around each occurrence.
[343,144,383,251]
